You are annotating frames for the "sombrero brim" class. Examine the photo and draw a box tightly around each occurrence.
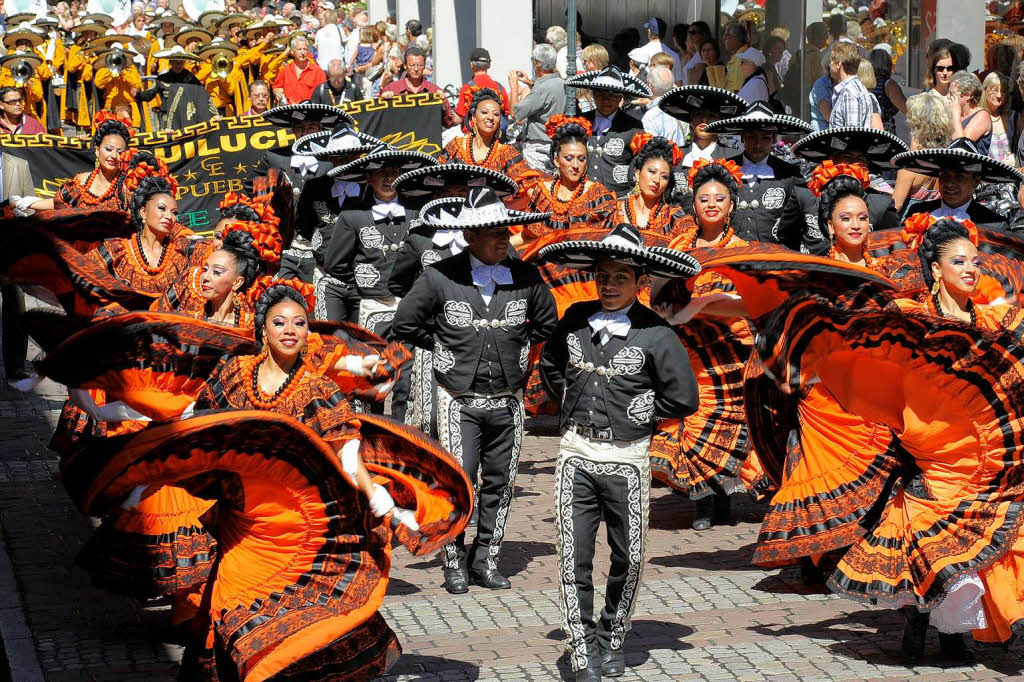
[0,53,42,69]
[292,129,382,158]
[420,198,550,231]
[175,30,214,46]
[328,150,439,181]
[658,86,748,122]
[791,126,908,169]
[3,32,45,49]
[891,148,1024,184]
[393,164,519,198]
[152,48,203,61]
[705,112,813,135]
[565,69,652,99]
[539,240,700,279]
[219,14,249,30]
[198,12,227,29]
[262,103,356,129]
[72,23,107,35]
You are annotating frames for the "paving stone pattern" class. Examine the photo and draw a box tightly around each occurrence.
[0,377,1021,681]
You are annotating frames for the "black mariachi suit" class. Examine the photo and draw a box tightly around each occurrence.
[903,198,1011,232]
[325,202,418,418]
[392,251,558,574]
[582,110,645,198]
[304,177,360,323]
[727,153,808,251]
[388,224,464,435]
[540,300,698,671]
[257,150,333,282]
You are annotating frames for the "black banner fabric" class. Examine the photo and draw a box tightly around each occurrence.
[0,92,442,232]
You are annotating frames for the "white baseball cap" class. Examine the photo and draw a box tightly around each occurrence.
[737,47,765,67]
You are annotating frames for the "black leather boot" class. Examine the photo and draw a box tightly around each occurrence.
[442,567,469,594]
[693,496,714,531]
[938,632,974,663]
[901,606,929,662]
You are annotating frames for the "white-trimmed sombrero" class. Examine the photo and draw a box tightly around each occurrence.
[791,126,908,170]
[540,223,701,278]
[658,85,747,123]
[704,101,813,136]
[218,13,250,33]
[421,187,550,231]
[3,13,38,26]
[262,103,356,129]
[891,138,1024,184]
[198,10,227,30]
[393,163,519,199]
[328,145,439,182]
[565,66,652,100]
[292,127,382,161]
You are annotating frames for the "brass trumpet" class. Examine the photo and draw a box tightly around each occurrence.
[105,49,128,77]
[212,52,232,80]
[11,59,35,87]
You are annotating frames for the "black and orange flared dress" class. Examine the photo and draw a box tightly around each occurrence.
[52,169,132,212]
[615,193,696,241]
[695,247,1024,644]
[648,225,754,500]
[437,134,541,191]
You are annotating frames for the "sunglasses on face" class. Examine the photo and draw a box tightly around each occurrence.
[2,98,23,105]
[934,65,954,73]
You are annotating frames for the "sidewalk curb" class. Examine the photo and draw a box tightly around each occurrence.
[0,528,45,682]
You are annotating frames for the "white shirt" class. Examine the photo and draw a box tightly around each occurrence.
[641,99,688,146]
[315,23,345,70]
[371,197,405,221]
[469,253,512,305]
[631,40,681,83]
[682,141,717,168]
[740,156,774,182]
[588,304,633,345]
[737,73,769,104]
[682,52,703,83]
[932,201,970,221]
[344,26,362,68]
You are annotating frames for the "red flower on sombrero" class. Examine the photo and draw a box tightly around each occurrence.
[120,148,178,195]
[248,276,316,312]
[806,160,871,198]
[545,114,593,140]
[630,132,684,166]
[93,109,136,136]
[687,158,744,190]
[222,220,283,266]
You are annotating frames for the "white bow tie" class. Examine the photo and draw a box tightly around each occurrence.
[933,203,970,221]
[741,159,773,181]
[682,144,714,168]
[331,179,359,199]
[472,263,513,288]
[371,202,405,221]
[291,154,319,174]
[588,310,631,345]
[433,229,467,255]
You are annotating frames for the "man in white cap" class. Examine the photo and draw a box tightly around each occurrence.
[735,47,769,104]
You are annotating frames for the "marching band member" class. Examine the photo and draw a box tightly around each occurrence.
[539,224,699,681]
[393,188,557,595]
[140,45,216,130]
[64,22,105,131]
[195,38,249,117]
[0,24,47,124]
[93,46,145,129]
[32,15,67,132]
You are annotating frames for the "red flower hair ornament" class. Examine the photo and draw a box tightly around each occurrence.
[687,158,744,190]
[630,132,684,166]
[806,161,871,198]
[218,191,281,232]
[899,212,980,250]
[93,109,136,137]
[545,114,593,140]
[221,220,284,266]
[248,276,317,312]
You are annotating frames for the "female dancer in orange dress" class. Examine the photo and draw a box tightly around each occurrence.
[41,280,470,681]
[751,163,912,580]
[618,133,695,240]
[650,158,752,530]
[25,111,134,212]
[694,219,1024,665]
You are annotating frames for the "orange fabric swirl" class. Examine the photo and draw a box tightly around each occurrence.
[248,275,317,312]
[806,161,871,198]
[687,158,744,190]
[545,114,593,140]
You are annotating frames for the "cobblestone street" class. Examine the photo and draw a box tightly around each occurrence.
[0,373,1021,682]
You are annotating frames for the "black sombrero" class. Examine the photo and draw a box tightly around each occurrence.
[704,102,813,136]
[292,128,382,161]
[410,197,465,233]
[791,126,908,171]
[658,85,747,123]
[393,163,519,199]
[540,223,701,278]
[421,187,549,231]
[891,138,1024,185]
[327,145,439,182]
[261,103,356,129]
[565,66,652,100]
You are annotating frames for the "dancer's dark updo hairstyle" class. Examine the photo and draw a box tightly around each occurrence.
[253,285,309,349]
[92,119,131,150]
[218,231,262,290]
[631,137,678,193]
[129,176,176,232]
[690,164,739,220]
[549,120,591,161]
[220,201,262,223]
[917,218,974,292]
[817,175,868,238]
[467,87,502,122]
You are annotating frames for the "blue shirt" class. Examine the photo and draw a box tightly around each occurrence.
[809,76,834,132]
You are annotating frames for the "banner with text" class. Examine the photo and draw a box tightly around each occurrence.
[0,92,443,231]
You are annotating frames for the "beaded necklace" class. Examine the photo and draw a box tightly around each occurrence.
[828,244,874,268]
[244,352,306,409]
[76,168,119,206]
[548,178,587,213]
[689,224,735,249]
[625,194,662,229]
[930,292,977,326]
[132,231,169,275]
[466,132,499,167]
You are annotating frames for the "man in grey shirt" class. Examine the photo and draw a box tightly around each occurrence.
[510,44,566,172]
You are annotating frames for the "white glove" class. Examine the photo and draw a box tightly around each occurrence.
[392,506,420,531]
[340,438,361,482]
[180,401,196,420]
[344,354,380,377]
[368,483,395,517]
[8,195,37,216]
[68,388,151,422]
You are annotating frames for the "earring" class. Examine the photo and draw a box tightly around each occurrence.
[633,179,641,195]
[232,293,241,310]
[931,280,941,296]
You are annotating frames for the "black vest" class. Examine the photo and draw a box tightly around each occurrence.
[583,109,644,198]
[727,154,806,250]
[388,224,460,299]
[324,204,418,299]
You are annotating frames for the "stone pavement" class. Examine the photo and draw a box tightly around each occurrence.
[0,375,1021,681]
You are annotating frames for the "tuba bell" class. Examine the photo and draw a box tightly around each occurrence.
[212,52,231,80]
[12,59,35,87]
[105,49,127,77]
